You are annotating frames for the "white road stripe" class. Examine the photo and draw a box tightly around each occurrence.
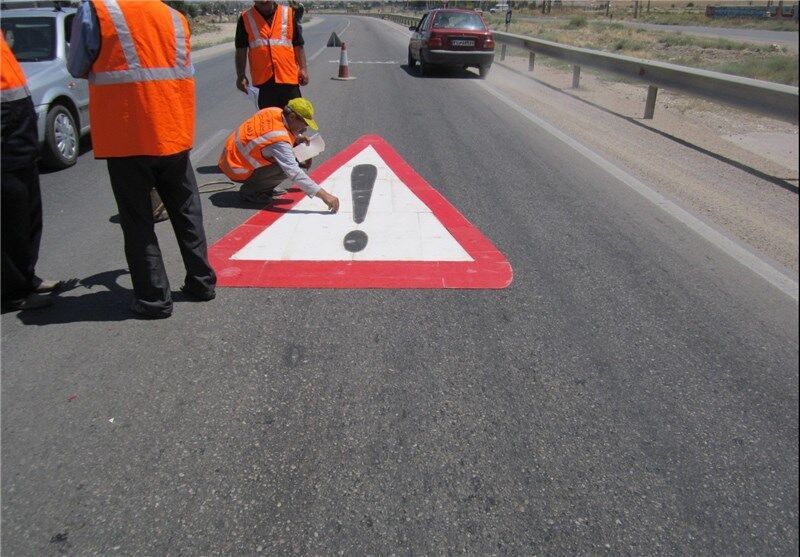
[191,129,230,165]
[311,20,352,62]
[478,81,799,302]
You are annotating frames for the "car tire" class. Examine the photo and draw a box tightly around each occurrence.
[419,56,432,76]
[41,104,78,169]
[479,64,491,79]
[407,47,416,69]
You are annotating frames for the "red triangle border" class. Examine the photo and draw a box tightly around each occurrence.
[209,135,513,289]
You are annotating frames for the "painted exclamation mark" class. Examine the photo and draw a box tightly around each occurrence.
[343,164,377,253]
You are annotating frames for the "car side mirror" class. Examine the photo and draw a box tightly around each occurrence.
[409,26,416,31]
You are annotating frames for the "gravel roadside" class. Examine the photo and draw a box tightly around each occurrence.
[490,53,798,274]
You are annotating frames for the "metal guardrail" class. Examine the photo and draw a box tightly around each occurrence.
[346,11,799,123]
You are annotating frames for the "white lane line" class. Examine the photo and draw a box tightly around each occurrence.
[478,81,799,302]
[309,43,327,62]
[191,129,230,165]
[309,20,352,63]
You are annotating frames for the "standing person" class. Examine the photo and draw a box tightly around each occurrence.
[218,98,339,211]
[235,0,308,110]
[67,0,216,319]
[1,33,61,312]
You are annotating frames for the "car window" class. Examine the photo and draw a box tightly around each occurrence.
[420,14,431,31]
[1,17,56,62]
[64,14,74,43]
[432,12,486,30]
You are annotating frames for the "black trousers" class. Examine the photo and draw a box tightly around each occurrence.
[257,81,302,110]
[1,165,42,304]
[106,151,216,315]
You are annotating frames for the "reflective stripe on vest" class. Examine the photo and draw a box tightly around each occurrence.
[235,129,288,170]
[1,34,31,101]
[244,7,292,49]
[88,0,193,85]
[1,85,30,102]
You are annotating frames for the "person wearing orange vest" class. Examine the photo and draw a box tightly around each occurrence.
[1,33,62,312]
[235,1,309,110]
[218,98,339,212]
[67,0,216,319]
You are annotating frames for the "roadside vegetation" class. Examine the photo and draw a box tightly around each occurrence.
[480,1,799,31]
[636,10,799,30]
[483,15,798,84]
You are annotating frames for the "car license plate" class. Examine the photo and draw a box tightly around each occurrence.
[451,39,475,47]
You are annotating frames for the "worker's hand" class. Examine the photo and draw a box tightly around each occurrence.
[294,134,310,146]
[236,75,249,93]
[298,67,309,86]
[317,190,339,213]
[299,157,312,170]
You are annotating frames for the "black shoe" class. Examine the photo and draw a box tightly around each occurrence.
[130,300,172,319]
[180,285,216,301]
[2,293,53,311]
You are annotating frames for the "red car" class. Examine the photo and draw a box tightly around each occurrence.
[408,9,495,78]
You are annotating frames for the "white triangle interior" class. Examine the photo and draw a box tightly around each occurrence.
[232,145,473,262]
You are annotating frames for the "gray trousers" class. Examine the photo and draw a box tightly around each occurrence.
[106,150,216,316]
[239,164,289,201]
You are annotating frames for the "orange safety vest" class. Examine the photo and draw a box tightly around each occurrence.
[88,0,195,158]
[218,107,295,182]
[1,33,31,102]
[242,4,299,86]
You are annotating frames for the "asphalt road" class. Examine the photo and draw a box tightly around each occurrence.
[1,15,798,555]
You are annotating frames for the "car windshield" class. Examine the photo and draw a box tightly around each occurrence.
[1,18,56,62]
[433,12,486,30]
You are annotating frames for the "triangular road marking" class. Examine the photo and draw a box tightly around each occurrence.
[209,135,512,289]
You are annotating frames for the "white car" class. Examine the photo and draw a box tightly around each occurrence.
[1,7,90,169]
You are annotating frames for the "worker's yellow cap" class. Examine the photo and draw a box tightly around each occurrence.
[287,97,319,131]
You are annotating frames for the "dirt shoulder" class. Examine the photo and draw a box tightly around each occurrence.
[489,51,798,274]
[192,21,238,50]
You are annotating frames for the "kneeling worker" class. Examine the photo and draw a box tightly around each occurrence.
[219,98,339,212]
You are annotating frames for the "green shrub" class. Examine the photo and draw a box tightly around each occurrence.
[613,38,649,51]
[716,55,799,85]
[659,33,750,51]
[563,16,588,29]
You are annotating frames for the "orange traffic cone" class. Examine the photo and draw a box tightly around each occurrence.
[331,42,356,81]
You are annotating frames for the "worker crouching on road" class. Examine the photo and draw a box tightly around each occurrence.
[218,98,339,212]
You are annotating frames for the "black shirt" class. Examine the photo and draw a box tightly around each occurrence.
[235,7,304,49]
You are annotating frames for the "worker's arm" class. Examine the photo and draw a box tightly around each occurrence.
[66,2,100,78]
[234,16,249,92]
[262,143,339,212]
[291,9,308,86]
[235,48,249,92]
[294,46,308,86]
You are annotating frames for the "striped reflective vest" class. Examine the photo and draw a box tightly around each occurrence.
[1,33,31,103]
[243,4,299,86]
[88,0,195,157]
[218,107,295,182]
